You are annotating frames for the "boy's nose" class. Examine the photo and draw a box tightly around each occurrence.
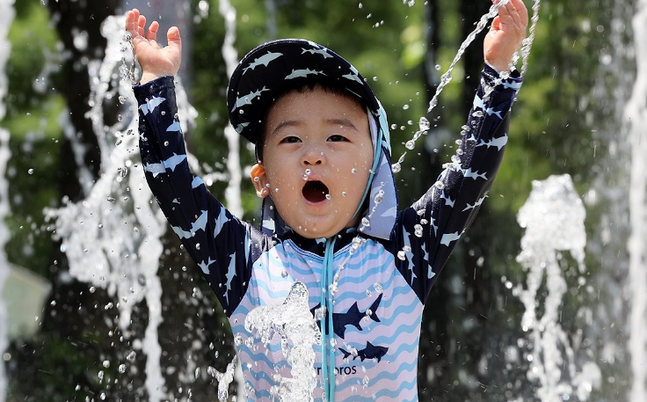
[301,149,325,166]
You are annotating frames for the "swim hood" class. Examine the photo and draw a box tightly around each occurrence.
[227,39,397,240]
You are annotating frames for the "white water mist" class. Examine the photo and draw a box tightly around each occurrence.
[513,175,601,401]
[626,2,647,401]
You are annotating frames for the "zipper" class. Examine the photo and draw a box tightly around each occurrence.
[320,237,336,401]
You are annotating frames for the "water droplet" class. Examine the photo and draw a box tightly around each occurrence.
[402,104,410,110]
[27,168,34,175]
[325,194,331,200]
[351,168,358,174]
[392,163,401,173]
[373,282,383,293]
[118,364,126,373]
[102,360,110,368]
[234,334,243,346]
[361,217,370,227]
[419,117,430,131]
[397,250,406,260]
[435,64,442,71]
[342,191,347,197]
[405,140,415,150]
[126,351,136,361]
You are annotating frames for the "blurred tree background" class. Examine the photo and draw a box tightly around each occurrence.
[0,0,634,401]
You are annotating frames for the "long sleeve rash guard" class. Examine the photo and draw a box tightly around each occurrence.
[135,66,522,401]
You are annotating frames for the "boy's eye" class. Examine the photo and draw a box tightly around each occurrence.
[327,134,348,142]
[280,136,301,144]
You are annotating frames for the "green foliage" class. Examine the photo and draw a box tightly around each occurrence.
[4,0,63,276]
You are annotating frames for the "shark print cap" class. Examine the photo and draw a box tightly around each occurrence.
[227,39,398,240]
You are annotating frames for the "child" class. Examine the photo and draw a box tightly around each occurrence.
[126,1,527,400]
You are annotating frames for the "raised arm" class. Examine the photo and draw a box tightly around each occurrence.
[128,10,267,314]
[392,0,528,302]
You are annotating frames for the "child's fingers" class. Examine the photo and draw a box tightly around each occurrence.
[137,15,147,36]
[497,1,526,35]
[505,1,528,35]
[145,21,160,42]
[491,16,502,32]
[167,26,182,53]
[125,9,140,35]
[512,0,529,27]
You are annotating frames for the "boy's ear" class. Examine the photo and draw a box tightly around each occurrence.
[250,163,270,198]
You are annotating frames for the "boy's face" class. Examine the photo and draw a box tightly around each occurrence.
[252,87,374,239]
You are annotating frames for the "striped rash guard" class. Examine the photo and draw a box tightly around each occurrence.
[135,65,522,401]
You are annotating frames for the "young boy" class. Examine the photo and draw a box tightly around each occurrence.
[127,1,527,400]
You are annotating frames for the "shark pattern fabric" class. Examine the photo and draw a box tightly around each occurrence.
[135,64,522,401]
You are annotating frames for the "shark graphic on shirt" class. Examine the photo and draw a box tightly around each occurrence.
[311,294,383,339]
[340,342,389,363]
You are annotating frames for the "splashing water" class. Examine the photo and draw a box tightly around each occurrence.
[219,0,243,218]
[392,0,541,174]
[0,2,14,402]
[626,2,647,401]
[513,175,601,402]
[45,16,185,402]
[207,355,240,402]
[427,0,540,114]
[244,282,321,402]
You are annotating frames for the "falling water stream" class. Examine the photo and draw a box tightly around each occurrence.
[46,16,173,402]
[513,175,600,402]
[0,2,15,402]
[626,2,647,401]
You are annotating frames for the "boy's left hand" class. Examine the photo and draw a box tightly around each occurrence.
[484,0,529,73]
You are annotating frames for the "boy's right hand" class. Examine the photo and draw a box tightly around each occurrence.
[125,8,182,84]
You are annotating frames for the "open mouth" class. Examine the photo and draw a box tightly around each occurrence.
[302,180,329,203]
